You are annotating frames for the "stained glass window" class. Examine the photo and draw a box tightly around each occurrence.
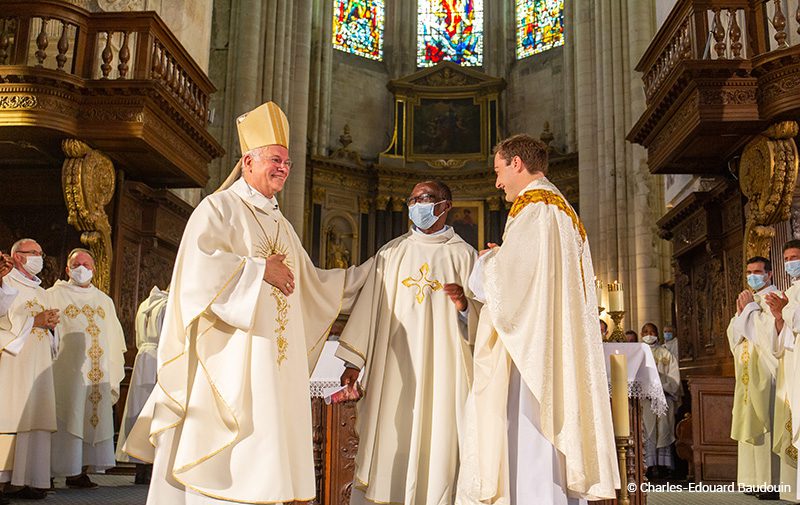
[417,0,484,67]
[332,0,385,61]
[516,0,565,59]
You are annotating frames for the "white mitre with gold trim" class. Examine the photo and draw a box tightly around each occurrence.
[216,101,290,192]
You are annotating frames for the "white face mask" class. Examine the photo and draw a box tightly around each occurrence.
[69,265,94,286]
[642,335,658,345]
[23,255,43,276]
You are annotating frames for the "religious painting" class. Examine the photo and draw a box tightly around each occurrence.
[332,0,385,61]
[417,0,484,67]
[447,201,484,250]
[411,98,482,157]
[515,0,564,59]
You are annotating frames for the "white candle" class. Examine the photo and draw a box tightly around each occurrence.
[610,352,630,437]
[608,281,624,312]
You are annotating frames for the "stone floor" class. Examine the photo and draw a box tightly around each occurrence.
[4,475,797,504]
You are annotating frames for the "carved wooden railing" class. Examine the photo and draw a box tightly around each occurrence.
[0,1,212,129]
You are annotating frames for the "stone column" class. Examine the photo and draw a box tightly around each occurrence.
[575,0,668,330]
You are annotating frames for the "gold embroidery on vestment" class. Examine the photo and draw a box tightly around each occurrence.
[64,303,105,427]
[401,263,443,304]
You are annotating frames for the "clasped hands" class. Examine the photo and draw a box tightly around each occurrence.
[33,309,59,330]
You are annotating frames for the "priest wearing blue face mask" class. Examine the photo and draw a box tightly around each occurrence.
[336,180,481,505]
[767,240,800,501]
[727,256,782,498]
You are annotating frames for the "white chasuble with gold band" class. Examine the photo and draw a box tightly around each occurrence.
[457,177,619,504]
[726,285,779,488]
[47,280,126,475]
[124,177,370,505]
[335,227,479,505]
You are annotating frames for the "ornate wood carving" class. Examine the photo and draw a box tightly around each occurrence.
[61,138,115,293]
[740,121,799,264]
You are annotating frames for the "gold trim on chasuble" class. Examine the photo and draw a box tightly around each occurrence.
[238,197,291,366]
[24,298,48,341]
[64,303,106,428]
[509,189,589,298]
[786,400,798,463]
[740,340,750,405]
[401,263,443,304]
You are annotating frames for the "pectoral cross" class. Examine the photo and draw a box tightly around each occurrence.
[402,263,443,304]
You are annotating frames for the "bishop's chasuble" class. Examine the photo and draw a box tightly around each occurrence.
[124,177,369,505]
[0,268,57,489]
[47,279,126,476]
[776,281,800,500]
[335,226,478,505]
[457,178,619,505]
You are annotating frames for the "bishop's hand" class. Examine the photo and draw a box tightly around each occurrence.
[264,254,294,296]
[443,283,467,311]
[478,242,499,258]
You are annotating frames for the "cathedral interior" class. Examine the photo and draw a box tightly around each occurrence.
[2,0,800,503]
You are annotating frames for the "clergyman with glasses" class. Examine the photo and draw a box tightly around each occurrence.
[122,101,372,505]
[336,180,480,505]
[0,238,60,500]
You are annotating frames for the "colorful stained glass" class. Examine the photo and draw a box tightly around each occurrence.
[417,0,483,67]
[332,0,385,61]
[516,0,564,59]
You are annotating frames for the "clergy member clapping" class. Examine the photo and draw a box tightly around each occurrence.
[336,180,479,505]
[0,252,16,317]
[48,248,127,489]
[0,239,59,500]
[122,101,371,505]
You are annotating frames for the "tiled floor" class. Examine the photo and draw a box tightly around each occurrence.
[4,475,797,504]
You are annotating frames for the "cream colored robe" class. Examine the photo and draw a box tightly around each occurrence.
[47,280,126,473]
[776,281,800,499]
[0,269,57,477]
[642,344,680,461]
[726,285,779,487]
[124,177,370,504]
[458,178,619,503]
[0,278,17,319]
[335,227,478,505]
[116,286,168,463]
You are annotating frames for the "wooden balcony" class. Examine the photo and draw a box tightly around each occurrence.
[0,0,222,186]
[628,0,800,175]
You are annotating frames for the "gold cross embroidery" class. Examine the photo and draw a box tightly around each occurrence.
[64,303,105,428]
[24,298,47,341]
[402,263,443,304]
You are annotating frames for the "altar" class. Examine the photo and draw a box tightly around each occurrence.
[308,341,667,505]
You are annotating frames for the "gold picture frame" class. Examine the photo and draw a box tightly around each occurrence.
[447,200,484,250]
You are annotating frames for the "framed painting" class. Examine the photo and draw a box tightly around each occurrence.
[410,97,483,158]
[447,200,484,250]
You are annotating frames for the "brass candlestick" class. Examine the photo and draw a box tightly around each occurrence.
[608,310,626,343]
[616,435,632,505]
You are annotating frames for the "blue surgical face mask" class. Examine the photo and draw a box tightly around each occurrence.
[786,260,800,279]
[409,201,445,231]
[663,332,674,341]
[746,273,768,291]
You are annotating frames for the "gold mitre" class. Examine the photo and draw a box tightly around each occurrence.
[216,101,290,192]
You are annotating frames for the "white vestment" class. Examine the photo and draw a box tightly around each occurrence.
[0,278,18,319]
[47,280,126,476]
[0,269,57,489]
[726,285,779,488]
[123,178,370,504]
[664,338,679,360]
[776,281,800,499]
[456,178,619,505]
[116,286,168,463]
[641,344,680,469]
[335,226,478,505]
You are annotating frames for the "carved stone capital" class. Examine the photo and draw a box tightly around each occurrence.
[358,196,372,214]
[390,196,406,213]
[61,139,116,294]
[375,194,391,210]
